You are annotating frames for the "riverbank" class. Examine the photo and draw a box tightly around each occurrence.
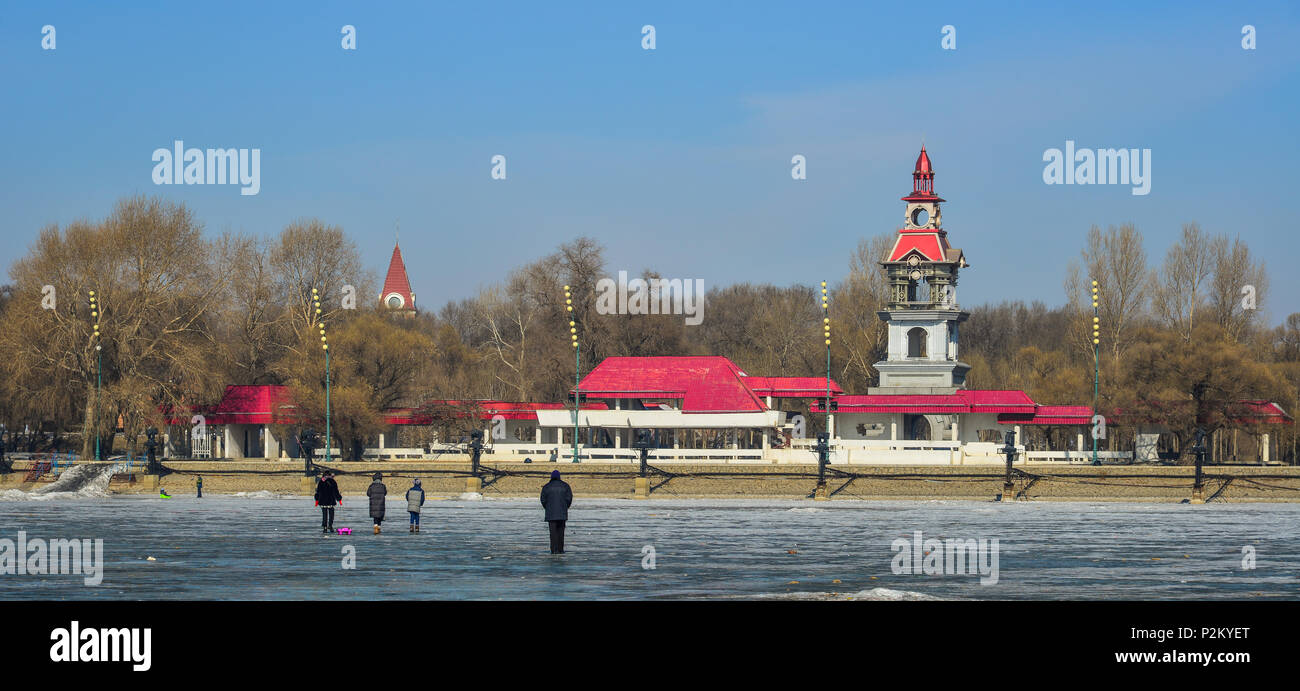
[4,460,1299,501]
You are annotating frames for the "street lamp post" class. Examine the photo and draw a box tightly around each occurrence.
[469,430,483,478]
[89,290,102,461]
[565,285,580,464]
[313,288,331,464]
[816,280,832,499]
[144,426,160,475]
[1191,427,1207,502]
[1001,430,1019,500]
[1090,280,1101,466]
[634,429,651,478]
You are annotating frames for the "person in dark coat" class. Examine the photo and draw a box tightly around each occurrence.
[195,475,203,499]
[406,478,425,533]
[314,471,343,534]
[367,472,387,534]
[324,472,341,502]
[540,470,573,554]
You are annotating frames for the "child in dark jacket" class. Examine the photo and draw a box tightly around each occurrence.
[406,478,425,533]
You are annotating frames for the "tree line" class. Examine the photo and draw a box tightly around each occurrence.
[0,197,1295,462]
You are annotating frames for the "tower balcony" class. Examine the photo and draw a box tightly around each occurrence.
[887,300,962,311]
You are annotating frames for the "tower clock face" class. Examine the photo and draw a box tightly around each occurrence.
[907,255,921,267]
[911,207,929,226]
[909,269,922,281]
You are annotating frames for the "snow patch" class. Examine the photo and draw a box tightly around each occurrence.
[231,490,286,499]
[758,587,944,601]
[0,463,122,501]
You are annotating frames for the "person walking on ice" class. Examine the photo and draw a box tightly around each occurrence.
[540,470,573,554]
[367,472,387,534]
[406,478,425,533]
[315,471,342,534]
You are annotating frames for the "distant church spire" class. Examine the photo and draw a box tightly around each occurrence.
[380,237,416,317]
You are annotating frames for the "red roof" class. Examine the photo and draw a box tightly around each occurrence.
[742,376,843,398]
[1234,400,1294,423]
[915,146,933,174]
[385,400,609,425]
[966,389,1037,413]
[577,356,766,413]
[381,243,416,311]
[902,145,944,202]
[813,390,1036,415]
[887,230,950,263]
[997,405,1093,425]
[205,385,297,425]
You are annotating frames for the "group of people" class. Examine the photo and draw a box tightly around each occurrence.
[313,469,573,553]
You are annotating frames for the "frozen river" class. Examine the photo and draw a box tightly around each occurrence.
[1,492,1297,600]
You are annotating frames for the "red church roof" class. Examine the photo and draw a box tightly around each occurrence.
[381,243,416,311]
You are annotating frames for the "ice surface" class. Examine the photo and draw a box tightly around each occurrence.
[0,496,1296,600]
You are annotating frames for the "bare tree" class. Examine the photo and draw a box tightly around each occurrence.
[1208,236,1269,342]
[1087,224,1148,358]
[1151,223,1217,341]
[0,196,234,458]
[476,270,542,401]
[268,218,373,359]
[839,235,893,388]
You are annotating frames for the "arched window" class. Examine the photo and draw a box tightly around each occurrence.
[907,327,928,358]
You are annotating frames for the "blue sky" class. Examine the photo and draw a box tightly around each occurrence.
[2,1,1297,322]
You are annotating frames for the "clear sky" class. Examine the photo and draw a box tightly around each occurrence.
[2,1,1297,322]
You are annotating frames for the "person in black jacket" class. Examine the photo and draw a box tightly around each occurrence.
[540,470,573,554]
[367,472,387,535]
[314,471,343,534]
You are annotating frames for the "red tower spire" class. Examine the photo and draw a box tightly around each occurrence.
[902,144,944,202]
[913,145,934,195]
[380,242,416,314]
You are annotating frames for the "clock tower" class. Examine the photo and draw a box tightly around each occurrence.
[872,146,971,392]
